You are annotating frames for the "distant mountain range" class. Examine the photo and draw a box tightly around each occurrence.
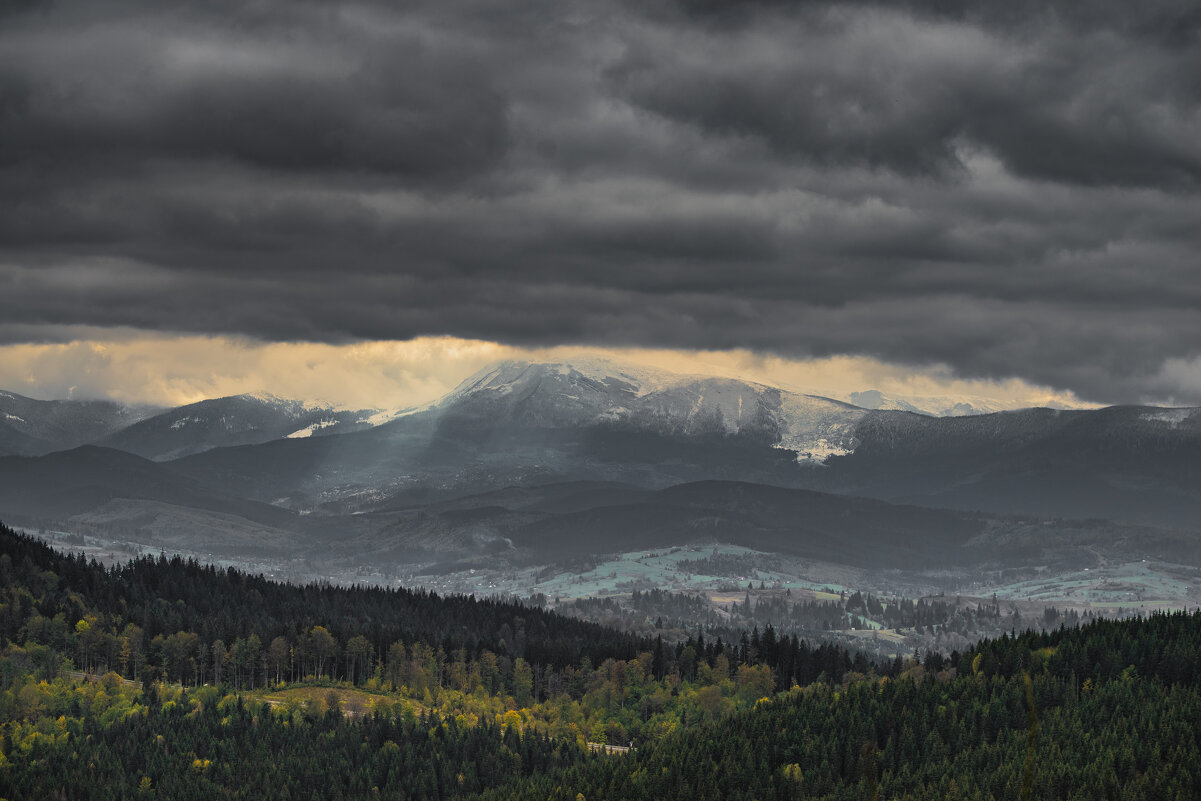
[1,389,384,460]
[0,389,160,456]
[845,389,1083,417]
[93,393,382,460]
[2,358,1199,572]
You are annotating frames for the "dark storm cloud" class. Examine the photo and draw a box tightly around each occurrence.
[0,3,509,180]
[612,3,1201,187]
[2,0,1200,404]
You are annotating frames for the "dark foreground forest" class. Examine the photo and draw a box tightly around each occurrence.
[2,523,1199,800]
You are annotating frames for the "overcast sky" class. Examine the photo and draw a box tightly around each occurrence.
[2,0,1199,407]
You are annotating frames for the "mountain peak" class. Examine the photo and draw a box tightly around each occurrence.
[231,392,335,414]
[444,357,691,404]
[434,356,866,461]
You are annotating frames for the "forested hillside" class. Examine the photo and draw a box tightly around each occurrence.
[476,613,1201,801]
[3,523,1199,800]
[0,523,649,676]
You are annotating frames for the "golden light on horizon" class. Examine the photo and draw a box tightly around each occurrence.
[0,333,1095,412]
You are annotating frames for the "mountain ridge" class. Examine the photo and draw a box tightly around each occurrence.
[2,357,1199,534]
[93,394,382,460]
[0,389,161,457]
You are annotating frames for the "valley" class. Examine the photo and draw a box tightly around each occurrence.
[5,356,1200,666]
[29,521,1201,669]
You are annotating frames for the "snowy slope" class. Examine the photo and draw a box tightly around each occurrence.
[438,358,867,461]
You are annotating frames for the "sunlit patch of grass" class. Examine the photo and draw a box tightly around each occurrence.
[249,684,424,719]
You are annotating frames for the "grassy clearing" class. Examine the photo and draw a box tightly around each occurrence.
[249,684,423,719]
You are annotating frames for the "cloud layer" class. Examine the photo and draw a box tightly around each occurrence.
[2,0,1199,404]
[0,334,1093,413]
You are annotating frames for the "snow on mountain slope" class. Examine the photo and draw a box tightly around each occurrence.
[1140,408,1198,427]
[286,418,345,438]
[444,357,678,403]
[438,358,868,461]
[776,393,865,460]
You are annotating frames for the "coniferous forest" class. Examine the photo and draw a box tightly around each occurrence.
[2,522,1200,800]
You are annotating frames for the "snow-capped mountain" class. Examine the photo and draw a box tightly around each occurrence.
[6,358,1200,531]
[436,358,867,461]
[94,393,379,460]
[0,390,159,457]
[408,359,1201,526]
